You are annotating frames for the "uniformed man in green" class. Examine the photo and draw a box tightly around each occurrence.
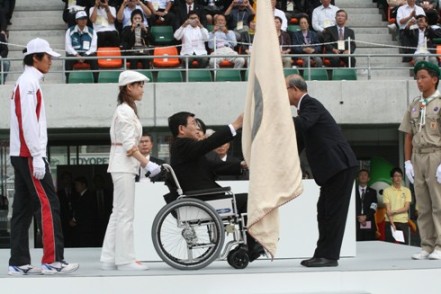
[399,61,441,260]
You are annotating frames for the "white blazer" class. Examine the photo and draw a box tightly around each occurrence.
[107,103,142,174]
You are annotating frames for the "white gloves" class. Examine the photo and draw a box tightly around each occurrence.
[144,161,161,178]
[436,164,441,184]
[32,157,46,180]
[404,160,414,184]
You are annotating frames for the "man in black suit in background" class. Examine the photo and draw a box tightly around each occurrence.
[355,169,378,241]
[168,111,264,261]
[136,134,166,182]
[286,74,358,267]
[323,9,356,67]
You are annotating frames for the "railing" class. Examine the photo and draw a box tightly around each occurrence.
[0,52,427,84]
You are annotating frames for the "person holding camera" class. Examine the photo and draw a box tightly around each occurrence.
[89,0,120,47]
[117,0,151,29]
[121,9,152,69]
[224,0,255,37]
[174,11,209,68]
[65,10,99,82]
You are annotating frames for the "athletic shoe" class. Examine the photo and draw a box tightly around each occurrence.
[41,261,79,275]
[428,250,441,260]
[117,261,149,271]
[101,262,117,270]
[8,264,42,276]
[412,250,430,260]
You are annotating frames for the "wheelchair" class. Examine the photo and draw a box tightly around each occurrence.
[151,164,251,270]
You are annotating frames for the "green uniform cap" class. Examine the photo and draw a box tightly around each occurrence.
[414,61,440,76]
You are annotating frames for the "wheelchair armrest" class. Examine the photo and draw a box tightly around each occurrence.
[185,186,231,197]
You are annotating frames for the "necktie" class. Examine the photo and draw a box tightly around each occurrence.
[339,28,344,40]
[360,188,365,214]
[188,4,192,14]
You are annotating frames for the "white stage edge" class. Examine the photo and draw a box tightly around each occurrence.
[134,179,356,261]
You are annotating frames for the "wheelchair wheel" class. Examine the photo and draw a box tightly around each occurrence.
[227,246,249,269]
[151,198,225,270]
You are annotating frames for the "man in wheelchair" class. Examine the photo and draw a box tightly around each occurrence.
[167,111,265,262]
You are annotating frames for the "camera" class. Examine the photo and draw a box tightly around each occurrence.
[136,23,141,27]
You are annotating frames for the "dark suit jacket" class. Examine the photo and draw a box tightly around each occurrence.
[324,25,356,53]
[175,1,208,27]
[205,151,246,180]
[294,95,358,186]
[291,29,321,54]
[170,126,240,192]
[355,186,378,223]
[404,26,441,54]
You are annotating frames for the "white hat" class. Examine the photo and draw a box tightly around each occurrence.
[24,38,61,57]
[75,10,88,20]
[118,70,150,86]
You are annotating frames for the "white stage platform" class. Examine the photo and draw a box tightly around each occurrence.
[1,242,441,294]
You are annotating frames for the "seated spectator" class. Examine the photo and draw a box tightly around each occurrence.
[146,0,179,31]
[65,10,99,82]
[174,11,209,68]
[272,0,287,31]
[323,9,356,67]
[240,15,255,54]
[208,14,245,68]
[121,9,152,69]
[417,0,438,11]
[277,0,308,21]
[175,0,208,27]
[117,0,151,29]
[386,0,407,39]
[198,0,229,25]
[426,8,441,29]
[0,32,9,83]
[291,15,323,67]
[224,0,255,38]
[405,14,441,65]
[62,0,91,28]
[311,0,339,42]
[383,167,411,245]
[397,0,425,62]
[89,0,120,47]
[275,16,292,68]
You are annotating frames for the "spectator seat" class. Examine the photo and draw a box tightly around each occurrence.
[152,46,181,68]
[215,69,242,82]
[97,47,123,69]
[303,68,329,80]
[188,69,212,82]
[98,70,121,83]
[157,70,183,82]
[150,26,175,45]
[332,68,357,80]
[68,71,95,84]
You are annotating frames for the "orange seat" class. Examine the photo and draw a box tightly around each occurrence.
[97,47,123,69]
[436,45,441,62]
[387,7,396,24]
[152,46,180,68]
[73,62,91,70]
[289,17,298,24]
[219,59,234,68]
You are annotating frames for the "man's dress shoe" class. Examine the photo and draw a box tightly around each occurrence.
[300,257,338,267]
[249,244,265,262]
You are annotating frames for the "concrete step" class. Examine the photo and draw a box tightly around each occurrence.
[353,27,389,34]
[345,7,381,15]
[16,0,64,11]
[8,17,66,31]
[357,47,400,54]
[348,17,386,27]
[12,10,63,19]
[356,33,395,44]
[9,30,65,52]
[336,0,376,8]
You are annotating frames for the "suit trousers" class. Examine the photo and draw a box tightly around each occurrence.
[100,172,136,265]
[9,156,64,265]
[313,167,357,260]
[412,151,441,253]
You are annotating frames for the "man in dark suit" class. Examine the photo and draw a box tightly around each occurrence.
[286,74,358,267]
[176,0,208,27]
[323,9,356,67]
[168,111,264,261]
[136,134,166,182]
[355,169,378,241]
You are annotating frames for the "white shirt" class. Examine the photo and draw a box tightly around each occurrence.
[396,4,425,30]
[89,6,117,32]
[108,103,143,174]
[415,28,428,54]
[10,66,47,158]
[147,0,172,10]
[312,4,339,32]
[174,25,208,55]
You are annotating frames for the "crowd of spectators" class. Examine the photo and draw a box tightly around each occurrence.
[61,0,362,79]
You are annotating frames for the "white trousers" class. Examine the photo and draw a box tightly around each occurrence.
[100,172,136,265]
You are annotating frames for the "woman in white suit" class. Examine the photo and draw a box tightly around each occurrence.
[100,70,160,271]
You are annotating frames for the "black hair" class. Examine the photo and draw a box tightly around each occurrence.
[357,169,370,177]
[390,167,403,178]
[131,9,144,22]
[168,111,195,138]
[74,176,88,187]
[195,118,207,135]
[22,48,45,66]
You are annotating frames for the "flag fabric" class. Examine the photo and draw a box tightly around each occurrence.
[242,0,303,258]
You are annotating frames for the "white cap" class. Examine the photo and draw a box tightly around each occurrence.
[24,38,61,57]
[118,70,150,86]
[75,10,88,20]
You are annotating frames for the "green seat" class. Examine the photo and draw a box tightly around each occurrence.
[98,70,121,83]
[303,68,329,81]
[67,71,94,84]
[283,68,300,77]
[287,25,300,33]
[157,70,183,82]
[331,68,357,80]
[137,70,154,82]
[150,26,175,45]
[206,24,214,32]
[215,69,242,82]
[188,70,212,82]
